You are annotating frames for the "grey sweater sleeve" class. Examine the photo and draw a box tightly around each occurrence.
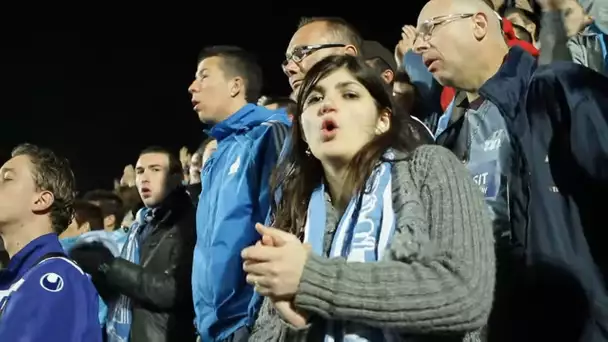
[539,10,573,65]
[249,296,312,342]
[293,145,495,333]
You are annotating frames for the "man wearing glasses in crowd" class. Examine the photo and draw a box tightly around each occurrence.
[283,17,363,95]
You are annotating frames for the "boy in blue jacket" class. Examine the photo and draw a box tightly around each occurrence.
[0,144,101,342]
[188,45,290,342]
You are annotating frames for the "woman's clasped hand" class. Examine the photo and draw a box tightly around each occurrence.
[241,223,311,327]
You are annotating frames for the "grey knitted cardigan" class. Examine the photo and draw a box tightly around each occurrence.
[249,145,495,342]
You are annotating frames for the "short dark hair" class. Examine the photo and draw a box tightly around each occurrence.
[12,143,76,234]
[83,189,124,229]
[393,68,412,84]
[297,17,363,52]
[198,45,263,102]
[261,96,295,108]
[263,96,297,116]
[139,146,183,176]
[72,200,104,230]
[367,58,394,77]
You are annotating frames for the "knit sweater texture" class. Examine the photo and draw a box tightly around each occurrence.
[249,145,495,342]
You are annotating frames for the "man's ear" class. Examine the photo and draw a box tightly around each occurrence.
[382,69,395,84]
[230,77,244,98]
[32,190,54,213]
[472,12,490,41]
[80,221,91,233]
[344,45,358,56]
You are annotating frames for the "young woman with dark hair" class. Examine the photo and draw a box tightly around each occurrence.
[244,54,495,341]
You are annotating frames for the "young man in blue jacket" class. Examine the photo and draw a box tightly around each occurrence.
[188,45,290,342]
[0,143,102,342]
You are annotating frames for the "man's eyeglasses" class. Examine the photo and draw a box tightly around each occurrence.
[282,43,346,68]
[415,13,474,44]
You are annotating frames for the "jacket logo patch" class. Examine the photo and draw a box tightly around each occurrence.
[470,161,498,198]
[40,273,64,292]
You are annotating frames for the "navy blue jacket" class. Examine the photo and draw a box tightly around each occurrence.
[440,46,608,341]
[0,233,102,341]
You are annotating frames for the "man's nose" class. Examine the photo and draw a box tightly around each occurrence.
[188,80,197,94]
[138,173,150,183]
[282,59,300,77]
[412,36,428,54]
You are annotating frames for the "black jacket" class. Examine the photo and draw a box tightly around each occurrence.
[103,188,197,342]
[439,47,608,341]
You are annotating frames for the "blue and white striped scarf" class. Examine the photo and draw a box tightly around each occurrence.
[304,151,397,342]
[106,207,153,342]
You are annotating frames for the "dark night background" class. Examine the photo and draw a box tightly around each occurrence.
[2,5,423,193]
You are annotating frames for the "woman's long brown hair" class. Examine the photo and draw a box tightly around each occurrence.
[270,55,423,237]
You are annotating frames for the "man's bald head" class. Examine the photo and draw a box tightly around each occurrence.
[284,17,362,92]
[414,0,509,91]
[418,0,502,34]
[297,17,363,53]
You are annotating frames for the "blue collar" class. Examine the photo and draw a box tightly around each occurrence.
[1,233,63,283]
[208,104,284,141]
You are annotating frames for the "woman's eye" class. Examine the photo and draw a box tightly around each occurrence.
[343,92,358,99]
[305,95,322,105]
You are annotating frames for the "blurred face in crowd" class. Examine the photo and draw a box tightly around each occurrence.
[284,21,357,94]
[562,0,591,37]
[190,152,202,172]
[505,11,536,41]
[135,152,178,208]
[0,155,52,233]
[62,216,91,239]
[393,81,416,112]
[300,68,390,164]
[414,0,497,89]
[189,56,235,125]
[189,152,202,182]
[201,139,217,167]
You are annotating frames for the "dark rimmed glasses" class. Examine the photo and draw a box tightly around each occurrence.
[414,13,475,44]
[282,43,346,68]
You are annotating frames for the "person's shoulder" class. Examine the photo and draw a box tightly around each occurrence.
[251,114,291,139]
[529,61,607,105]
[248,115,291,157]
[401,144,458,167]
[533,60,596,83]
[24,257,95,295]
[393,145,466,184]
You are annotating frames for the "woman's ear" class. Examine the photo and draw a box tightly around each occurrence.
[376,109,391,135]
